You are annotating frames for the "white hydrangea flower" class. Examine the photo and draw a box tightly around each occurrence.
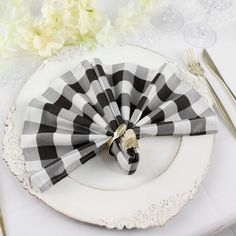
[41,0,70,29]
[140,0,158,10]
[17,18,64,57]
[96,18,117,46]
[40,0,104,49]
[115,1,139,34]
[115,0,158,36]
[0,0,31,58]
[0,0,160,58]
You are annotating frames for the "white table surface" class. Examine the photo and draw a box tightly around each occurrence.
[0,2,236,236]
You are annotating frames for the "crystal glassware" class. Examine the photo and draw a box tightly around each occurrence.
[152,1,184,32]
[183,0,235,47]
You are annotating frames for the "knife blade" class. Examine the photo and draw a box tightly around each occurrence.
[202,49,224,80]
[202,48,236,103]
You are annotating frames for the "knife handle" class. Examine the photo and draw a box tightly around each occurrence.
[207,65,236,104]
[203,75,236,137]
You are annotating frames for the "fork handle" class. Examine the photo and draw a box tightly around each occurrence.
[203,75,236,137]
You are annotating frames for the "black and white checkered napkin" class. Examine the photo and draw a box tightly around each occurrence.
[21,59,218,191]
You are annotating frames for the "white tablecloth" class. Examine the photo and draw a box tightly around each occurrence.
[0,3,236,235]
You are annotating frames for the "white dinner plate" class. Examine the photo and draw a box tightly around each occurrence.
[2,43,215,229]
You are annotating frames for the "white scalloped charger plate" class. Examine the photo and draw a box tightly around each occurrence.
[2,43,215,229]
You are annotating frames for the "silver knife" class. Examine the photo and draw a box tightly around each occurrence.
[202,48,236,104]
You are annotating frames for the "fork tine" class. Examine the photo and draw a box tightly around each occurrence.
[190,48,196,64]
[191,48,198,64]
[185,49,190,66]
[187,48,200,72]
[189,48,193,63]
[186,48,194,68]
[192,48,201,69]
[185,51,189,67]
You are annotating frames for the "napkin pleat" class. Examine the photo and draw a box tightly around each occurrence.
[80,61,117,129]
[93,59,124,128]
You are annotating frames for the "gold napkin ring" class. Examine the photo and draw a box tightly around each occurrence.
[107,124,139,150]
[107,124,127,148]
[121,129,139,150]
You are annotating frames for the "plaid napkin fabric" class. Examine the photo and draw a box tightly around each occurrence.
[21,59,218,191]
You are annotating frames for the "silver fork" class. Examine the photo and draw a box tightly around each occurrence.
[0,209,6,236]
[185,48,236,137]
